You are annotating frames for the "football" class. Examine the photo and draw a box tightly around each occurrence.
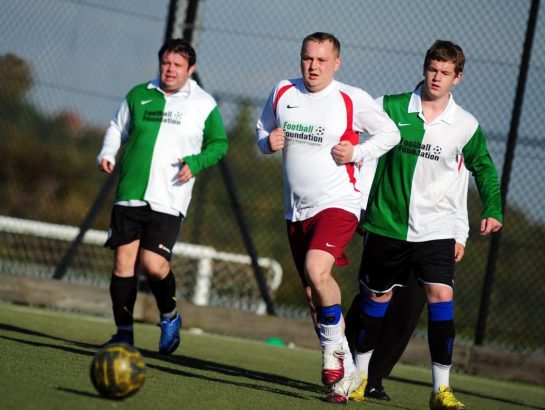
[90,343,146,399]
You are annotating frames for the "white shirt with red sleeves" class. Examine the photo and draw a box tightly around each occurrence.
[256,78,400,222]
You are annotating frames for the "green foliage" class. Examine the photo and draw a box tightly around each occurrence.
[0,53,34,99]
[0,53,108,225]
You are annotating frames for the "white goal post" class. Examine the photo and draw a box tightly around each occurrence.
[0,215,283,315]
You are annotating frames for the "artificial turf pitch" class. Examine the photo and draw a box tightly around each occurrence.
[0,301,544,410]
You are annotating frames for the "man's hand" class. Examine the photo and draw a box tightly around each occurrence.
[454,242,465,262]
[98,158,114,173]
[268,128,285,152]
[176,159,193,184]
[331,140,354,164]
[480,217,502,236]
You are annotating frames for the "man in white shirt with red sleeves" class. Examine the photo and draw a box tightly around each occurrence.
[256,32,400,404]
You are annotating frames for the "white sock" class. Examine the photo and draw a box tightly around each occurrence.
[432,362,451,393]
[341,336,357,375]
[320,323,343,349]
[354,350,373,377]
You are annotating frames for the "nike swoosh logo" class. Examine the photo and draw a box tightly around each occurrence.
[287,105,299,109]
[325,243,336,248]
[398,122,411,127]
[141,99,153,105]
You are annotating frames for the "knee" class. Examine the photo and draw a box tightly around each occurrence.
[371,291,392,303]
[306,269,329,288]
[425,285,453,304]
[145,270,163,281]
[140,250,170,280]
[113,258,136,277]
[304,250,334,288]
[142,260,170,280]
[305,262,332,289]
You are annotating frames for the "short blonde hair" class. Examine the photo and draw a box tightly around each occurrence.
[301,32,341,57]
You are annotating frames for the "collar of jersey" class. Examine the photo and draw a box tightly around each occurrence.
[300,78,338,98]
[147,78,191,97]
[408,86,457,125]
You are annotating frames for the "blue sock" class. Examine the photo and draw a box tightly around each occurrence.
[428,301,454,321]
[360,294,389,318]
[317,304,342,325]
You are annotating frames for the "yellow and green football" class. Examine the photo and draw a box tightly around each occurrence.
[90,343,146,399]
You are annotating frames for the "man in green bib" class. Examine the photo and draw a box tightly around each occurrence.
[97,38,228,354]
[334,40,502,409]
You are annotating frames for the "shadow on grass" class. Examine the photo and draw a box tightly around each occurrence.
[386,375,545,410]
[55,387,104,400]
[55,387,144,402]
[0,322,323,401]
[1,322,543,409]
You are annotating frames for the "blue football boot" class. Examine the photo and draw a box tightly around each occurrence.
[158,313,181,354]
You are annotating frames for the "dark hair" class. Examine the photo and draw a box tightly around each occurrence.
[158,38,196,67]
[301,32,341,57]
[423,40,465,75]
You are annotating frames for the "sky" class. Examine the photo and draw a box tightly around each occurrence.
[1,0,544,220]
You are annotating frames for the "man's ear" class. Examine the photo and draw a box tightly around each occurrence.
[453,71,463,85]
[334,57,341,73]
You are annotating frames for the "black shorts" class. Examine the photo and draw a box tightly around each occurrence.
[359,232,456,293]
[105,205,183,261]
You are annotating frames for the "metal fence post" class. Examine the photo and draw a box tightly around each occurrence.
[474,0,540,345]
[53,169,118,280]
[165,0,276,315]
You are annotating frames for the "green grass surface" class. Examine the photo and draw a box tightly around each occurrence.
[0,301,544,410]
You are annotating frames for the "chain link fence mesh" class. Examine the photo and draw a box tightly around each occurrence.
[0,0,543,355]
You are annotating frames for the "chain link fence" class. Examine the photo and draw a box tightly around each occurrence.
[0,0,543,355]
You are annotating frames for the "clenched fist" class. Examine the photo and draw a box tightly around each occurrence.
[268,128,285,152]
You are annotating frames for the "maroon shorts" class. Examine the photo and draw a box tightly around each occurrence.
[287,208,358,287]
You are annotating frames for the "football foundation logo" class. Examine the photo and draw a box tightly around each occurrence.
[398,138,440,161]
[283,121,324,145]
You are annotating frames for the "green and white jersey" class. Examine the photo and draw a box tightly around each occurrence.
[97,79,227,217]
[363,88,502,242]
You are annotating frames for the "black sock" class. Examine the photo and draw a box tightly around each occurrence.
[428,319,455,365]
[355,313,384,353]
[367,377,383,389]
[110,274,137,327]
[148,270,177,315]
[344,293,362,352]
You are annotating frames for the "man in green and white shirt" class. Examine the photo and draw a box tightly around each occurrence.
[97,38,227,354]
[335,40,502,409]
